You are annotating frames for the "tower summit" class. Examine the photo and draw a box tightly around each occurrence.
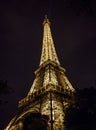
[5,17,75,130]
[40,16,60,65]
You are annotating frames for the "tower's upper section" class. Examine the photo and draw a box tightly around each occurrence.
[18,17,75,108]
[40,16,60,66]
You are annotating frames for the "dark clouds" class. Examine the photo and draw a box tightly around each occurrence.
[0,0,96,129]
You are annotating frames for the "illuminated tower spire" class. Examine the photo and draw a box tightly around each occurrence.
[40,16,60,65]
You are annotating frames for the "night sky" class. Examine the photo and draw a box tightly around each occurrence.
[0,0,96,129]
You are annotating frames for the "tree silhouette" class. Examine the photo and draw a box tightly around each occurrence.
[23,113,49,130]
[65,87,96,130]
[0,80,13,105]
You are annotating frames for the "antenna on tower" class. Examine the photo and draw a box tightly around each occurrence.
[45,14,49,21]
[45,14,48,19]
[43,15,50,25]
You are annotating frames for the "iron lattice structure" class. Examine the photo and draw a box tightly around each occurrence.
[5,17,75,130]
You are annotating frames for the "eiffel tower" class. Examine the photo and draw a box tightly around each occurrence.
[5,17,75,130]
